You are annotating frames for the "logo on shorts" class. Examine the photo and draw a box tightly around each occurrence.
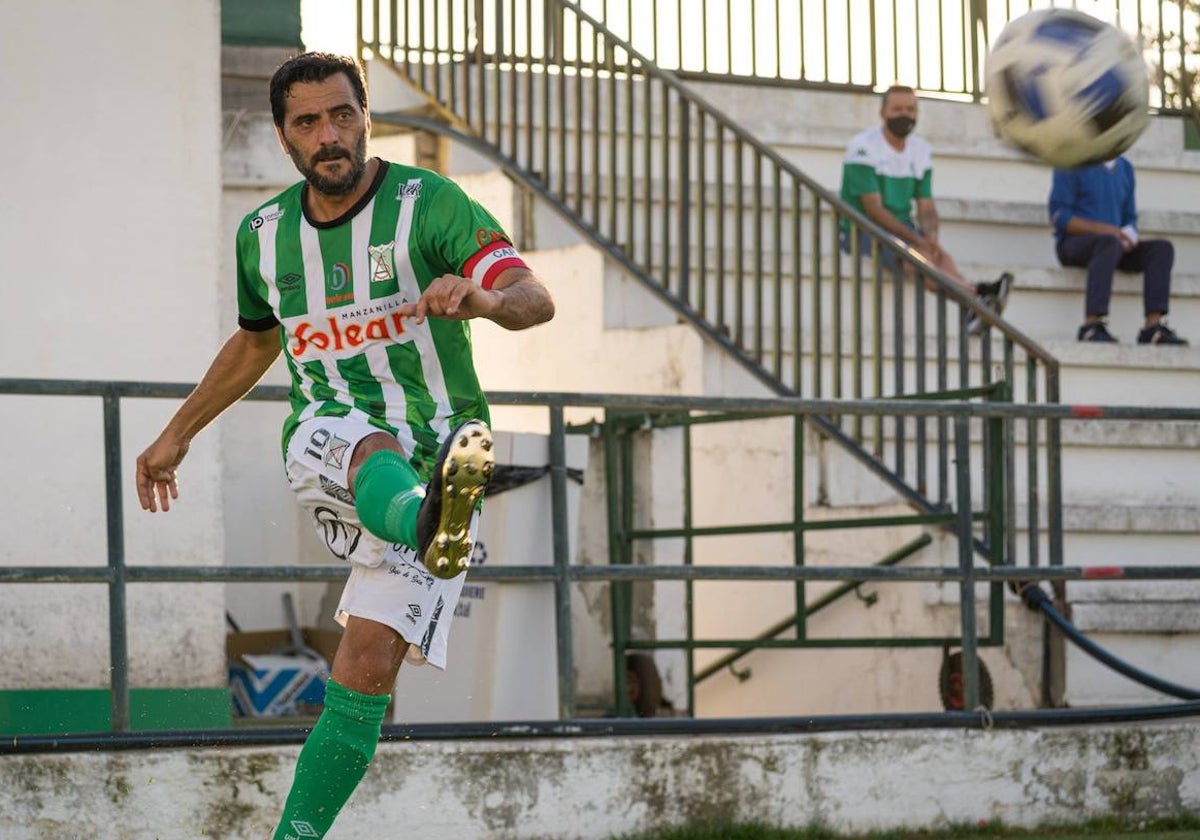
[324,435,350,470]
[408,604,422,619]
[319,475,354,505]
[313,506,361,560]
[288,821,319,838]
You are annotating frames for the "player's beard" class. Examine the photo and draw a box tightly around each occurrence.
[288,130,368,197]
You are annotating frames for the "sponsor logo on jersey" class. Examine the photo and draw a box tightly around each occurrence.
[249,208,285,231]
[326,262,353,306]
[398,180,423,200]
[367,241,396,282]
[288,313,411,360]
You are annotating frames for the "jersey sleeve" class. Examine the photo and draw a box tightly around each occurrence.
[235,221,280,332]
[841,134,880,198]
[420,178,529,289]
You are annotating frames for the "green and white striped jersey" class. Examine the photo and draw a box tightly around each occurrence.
[839,125,934,229]
[236,159,526,477]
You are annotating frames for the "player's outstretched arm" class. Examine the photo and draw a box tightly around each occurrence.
[136,327,282,513]
[403,267,555,331]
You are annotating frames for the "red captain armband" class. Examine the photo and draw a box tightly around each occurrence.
[462,240,528,290]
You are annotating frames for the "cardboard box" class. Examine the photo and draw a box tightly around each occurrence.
[226,628,342,719]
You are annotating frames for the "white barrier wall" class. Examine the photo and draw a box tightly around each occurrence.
[0,1,226,688]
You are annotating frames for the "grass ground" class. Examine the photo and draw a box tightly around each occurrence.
[607,818,1200,840]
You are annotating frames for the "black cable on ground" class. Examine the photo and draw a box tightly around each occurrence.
[1013,581,1200,701]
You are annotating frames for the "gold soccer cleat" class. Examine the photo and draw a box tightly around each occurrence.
[416,420,494,579]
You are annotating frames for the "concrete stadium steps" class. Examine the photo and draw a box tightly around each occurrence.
[997,265,1200,343]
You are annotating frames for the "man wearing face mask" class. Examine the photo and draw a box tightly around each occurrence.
[840,85,1011,334]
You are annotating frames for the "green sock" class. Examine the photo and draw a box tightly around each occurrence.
[353,449,424,548]
[272,679,391,840]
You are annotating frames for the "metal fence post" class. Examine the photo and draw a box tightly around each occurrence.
[103,389,130,732]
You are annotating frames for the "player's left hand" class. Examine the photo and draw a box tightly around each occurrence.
[400,274,501,324]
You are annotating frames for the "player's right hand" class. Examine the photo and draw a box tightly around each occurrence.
[136,437,190,513]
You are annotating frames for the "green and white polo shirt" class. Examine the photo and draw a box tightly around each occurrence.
[235,159,527,477]
[839,125,934,229]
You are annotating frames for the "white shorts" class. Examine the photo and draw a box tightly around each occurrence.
[285,415,478,669]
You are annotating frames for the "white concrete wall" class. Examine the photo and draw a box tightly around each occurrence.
[3,723,1199,838]
[0,0,226,687]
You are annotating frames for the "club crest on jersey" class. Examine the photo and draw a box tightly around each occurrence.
[397,180,422,200]
[368,241,396,282]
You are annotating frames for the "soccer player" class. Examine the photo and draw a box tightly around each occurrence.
[839,85,1012,334]
[134,52,554,839]
[1049,156,1188,345]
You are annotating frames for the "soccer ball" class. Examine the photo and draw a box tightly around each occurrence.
[985,8,1149,168]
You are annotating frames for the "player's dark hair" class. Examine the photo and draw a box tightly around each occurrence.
[270,52,369,127]
[881,84,916,109]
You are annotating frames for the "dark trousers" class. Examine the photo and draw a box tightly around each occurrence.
[1055,234,1173,318]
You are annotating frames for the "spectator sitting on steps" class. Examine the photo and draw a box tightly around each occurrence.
[1049,155,1188,345]
[838,84,1013,335]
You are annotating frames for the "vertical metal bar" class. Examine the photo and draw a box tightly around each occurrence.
[607,32,618,242]
[449,0,459,115]
[893,264,905,477]
[662,84,672,293]
[915,274,927,495]
[683,419,696,716]
[792,181,803,395]
[773,0,782,81]
[591,27,602,230]
[871,259,883,454]
[606,418,631,716]
[734,137,745,347]
[697,109,708,316]
[798,0,806,80]
[558,22,568,200]
[419,0,428,97]
[625,55,635,256]
[752,150,764,360]
[574,11,584,213]
[525,0,534,167]
[852,210,863,439]
[477,0,488,141]
[954,413,980,711]
[771,164,782,379]
[794,414,807,640]
[987,381,1009,645]
[937,290,948,505]
[433,0,443,103]
[1046,364,1064,570]
[508,2,521,159]
[716,123,727,330]
[750,0,758,76]
[549,402,575,718]
[104,391,129,732]
[541,0,552,187]
[643,78,654,270]
[811,194,823,398]
[831,205,842,406]
[1025,357,1041,570]
[1004,342,1018,579]
[679,99,692,304]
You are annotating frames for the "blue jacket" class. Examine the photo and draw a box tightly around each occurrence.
[1047,158,1138,241]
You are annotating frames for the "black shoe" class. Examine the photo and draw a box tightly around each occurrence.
[415,420,495,579]
[975,272,1014,316]
[1137,321,1189,345]
[1078,321,1117,343]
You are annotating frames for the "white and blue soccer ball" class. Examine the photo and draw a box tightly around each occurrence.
[985,8,1149,168]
